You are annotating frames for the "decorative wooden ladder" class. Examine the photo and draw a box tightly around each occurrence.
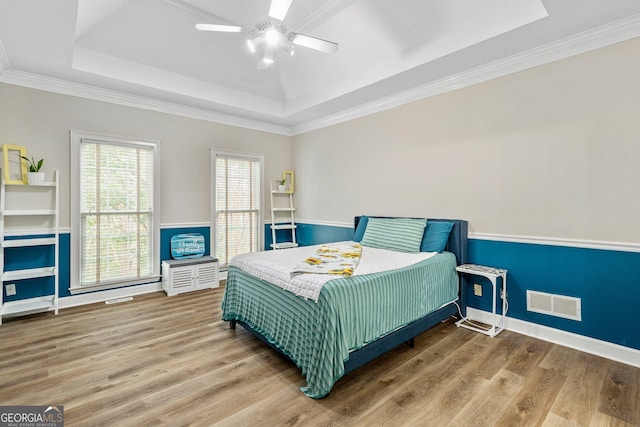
[269,183,298,249]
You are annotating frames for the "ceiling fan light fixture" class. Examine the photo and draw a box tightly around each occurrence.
[264,26,282,46]
[262,46,275,65]
[195,0,338,70]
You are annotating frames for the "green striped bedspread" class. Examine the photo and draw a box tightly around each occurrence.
[221,251,459,398]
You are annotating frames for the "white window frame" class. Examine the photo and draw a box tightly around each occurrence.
[210,149,264,271]
[70,130,161,293]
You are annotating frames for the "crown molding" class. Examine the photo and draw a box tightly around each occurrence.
[0,69,292,136]
[292,13,640,135]
[1,13,639,137]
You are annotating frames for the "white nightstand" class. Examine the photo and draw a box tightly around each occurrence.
[455,264,508,337]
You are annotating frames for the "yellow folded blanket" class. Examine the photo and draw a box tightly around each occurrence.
[291,242,362,277]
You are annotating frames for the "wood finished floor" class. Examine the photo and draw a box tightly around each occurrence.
[0,286,638,427]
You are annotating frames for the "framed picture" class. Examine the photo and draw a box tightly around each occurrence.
[283,170,295,193]
[2,144,28,184]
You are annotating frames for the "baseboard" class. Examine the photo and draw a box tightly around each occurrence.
[59,282,163,309]
[466,307,640,368]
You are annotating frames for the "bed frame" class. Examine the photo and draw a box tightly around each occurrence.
[229,216,468,384]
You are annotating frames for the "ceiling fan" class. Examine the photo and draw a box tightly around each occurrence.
[195,0,338,69]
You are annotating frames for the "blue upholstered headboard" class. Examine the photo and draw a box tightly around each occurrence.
[353,216,468,266]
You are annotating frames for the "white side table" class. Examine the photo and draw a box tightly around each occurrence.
[455,264,508,337]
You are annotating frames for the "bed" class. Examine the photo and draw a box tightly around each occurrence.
[221,216,468,398]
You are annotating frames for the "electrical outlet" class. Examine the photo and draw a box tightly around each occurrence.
[473,283,482,297]
[5,283,16,296]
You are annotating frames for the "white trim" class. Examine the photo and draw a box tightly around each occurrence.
[470,232,640,253]
[466,307,640,369]
[210,149,265,267]
[0,70,292,136]
[293,220,640,253]
[3,226,71,236]
[59,282,162,309]
[160,222,211,229]
[295,218,353,228]
[4,224,211,234]
[291,13,640,135]
[2,15,640,136]
[70,130,161,292]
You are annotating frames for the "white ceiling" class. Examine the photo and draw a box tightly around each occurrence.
[1,0,640,135]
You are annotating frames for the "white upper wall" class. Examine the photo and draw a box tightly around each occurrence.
[0,83,293,228]
[292,38,640,243]
[2,37,638,244]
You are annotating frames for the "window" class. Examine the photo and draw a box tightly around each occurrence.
[70,131,160,292]
[211,150,263,269]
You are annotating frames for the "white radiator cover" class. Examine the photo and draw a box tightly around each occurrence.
[526,290,581,321]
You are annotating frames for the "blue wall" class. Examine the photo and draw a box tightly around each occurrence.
[8,222,638,352]
[3,227,210,301]
[2,234,69,301]
[468,239,640,350]
[264,223,353,249]
[288,223,640,351]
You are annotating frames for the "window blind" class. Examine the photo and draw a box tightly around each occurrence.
[79,140,154,286]
[215,154,261,268]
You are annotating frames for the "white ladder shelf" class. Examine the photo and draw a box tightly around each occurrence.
[0,171,59,324]
[269,183,297,250]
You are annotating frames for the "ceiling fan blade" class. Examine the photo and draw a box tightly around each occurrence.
[290,33,338,54]
[195,23,242,32]
[268,0,293,21]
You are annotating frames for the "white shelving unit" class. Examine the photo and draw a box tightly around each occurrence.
[269,183,297,250]
[0,171,59,324]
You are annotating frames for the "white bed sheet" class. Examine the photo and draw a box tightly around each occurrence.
[229,242,437,302]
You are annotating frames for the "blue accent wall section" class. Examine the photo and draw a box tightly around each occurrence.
[5,227,210,301]
[468,239,640,350]
[7,221,638,352]
[2,234,69,302]
[264,222,353,250]
[286,222,640,351]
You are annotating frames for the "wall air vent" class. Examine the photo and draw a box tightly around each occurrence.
[526,290,581,321]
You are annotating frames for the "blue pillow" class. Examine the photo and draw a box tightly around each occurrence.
[353,215,369,242]
[421,221,454,252]
[361,217,426,253]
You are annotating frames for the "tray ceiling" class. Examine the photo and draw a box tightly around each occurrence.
[1,0,639,134]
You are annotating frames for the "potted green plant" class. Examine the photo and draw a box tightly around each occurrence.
[20,155,45,185]
[276,178,286,192]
